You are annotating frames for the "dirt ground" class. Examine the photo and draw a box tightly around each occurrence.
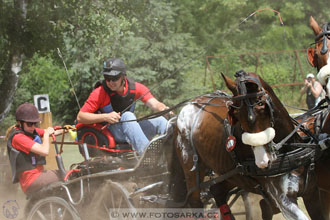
[0,186,308,220]
[230,193,308,220]
[0,185,26,220]
[0,139,309,220]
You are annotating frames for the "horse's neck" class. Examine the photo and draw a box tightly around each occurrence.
[320,109,330,133]
[261,79,299,142]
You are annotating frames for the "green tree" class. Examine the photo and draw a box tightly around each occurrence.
[1,0,196,128]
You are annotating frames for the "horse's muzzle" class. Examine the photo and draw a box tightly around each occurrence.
[241,127,276,169]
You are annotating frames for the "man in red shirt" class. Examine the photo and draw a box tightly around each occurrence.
[77,58,170,155]
[6,103,63,194]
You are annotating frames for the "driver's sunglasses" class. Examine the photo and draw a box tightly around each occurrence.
[104,75,121,82]
[25,122,38,127]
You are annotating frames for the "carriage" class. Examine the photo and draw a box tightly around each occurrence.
[24,118,174,220]
[23,117,253,220]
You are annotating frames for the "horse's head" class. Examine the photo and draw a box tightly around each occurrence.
[307,16,330,97]
[223,70,276,169]
[224,71,299,169]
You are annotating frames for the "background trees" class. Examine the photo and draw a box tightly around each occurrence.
[1,0,329,133]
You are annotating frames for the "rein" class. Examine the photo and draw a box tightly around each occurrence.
[110,97,225,125]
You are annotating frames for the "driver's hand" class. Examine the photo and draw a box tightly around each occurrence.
[105,112,121,124]
[164,106,175,119]
[45,127,55,135]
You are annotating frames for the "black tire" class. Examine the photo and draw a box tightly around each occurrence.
[26,196,80,220]
[77,127,110,157]
[85,180,136,220]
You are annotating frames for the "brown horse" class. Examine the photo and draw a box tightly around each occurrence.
[172,68,329,219]
[171,16,330,220]
[210,16,330,219]
[224,71,326,219]
[306,16,330,219]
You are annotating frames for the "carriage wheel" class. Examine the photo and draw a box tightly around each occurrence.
[204,188,252,220]
[226,188,252,220]
[26,196,80,220]
[86,181,136,220]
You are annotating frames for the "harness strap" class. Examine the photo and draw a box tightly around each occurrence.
[231,91,265,101]
[273,116,308,151]
[315,30,330,40]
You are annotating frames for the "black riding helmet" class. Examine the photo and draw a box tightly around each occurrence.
[102,58,126,76]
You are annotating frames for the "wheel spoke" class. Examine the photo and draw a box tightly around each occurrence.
[50,202,54,220]
[228,193,240,207]
[102,201,111,218]
[61,207,67,220]
[36,210,47,220]
[27,197,79,220]
[118,194,123,209]
[110,190,116,210]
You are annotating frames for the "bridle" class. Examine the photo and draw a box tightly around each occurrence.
[229,70,275,126]
[315,22,330,55]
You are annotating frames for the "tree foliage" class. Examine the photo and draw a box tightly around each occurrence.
[1,0,330,132]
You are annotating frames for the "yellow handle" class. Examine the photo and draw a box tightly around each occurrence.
[68,129,77,140]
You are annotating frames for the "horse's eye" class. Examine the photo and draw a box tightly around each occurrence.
[258,102,263,106]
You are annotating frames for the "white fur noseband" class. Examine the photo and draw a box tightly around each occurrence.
[242,127,276,146]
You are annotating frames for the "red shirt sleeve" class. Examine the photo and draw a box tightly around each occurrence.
[35,128,45,137]
[11,128,45,154]
[80,86,110,113]
[80,80,154,112]
[134,82,154,103]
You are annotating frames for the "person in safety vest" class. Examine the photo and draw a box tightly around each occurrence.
[6,103,64,194]
[77,58,171,155]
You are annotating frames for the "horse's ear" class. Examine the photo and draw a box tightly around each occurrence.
[307,48,317,67]
[221,73,238,96]
[310,16,322,36]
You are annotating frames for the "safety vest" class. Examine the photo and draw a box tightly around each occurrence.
[306,87,316,110]
[7,128,46,183]
[100,77,136,113]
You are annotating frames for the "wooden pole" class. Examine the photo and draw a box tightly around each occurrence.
[295,50,305,79]
[39,112,57,170]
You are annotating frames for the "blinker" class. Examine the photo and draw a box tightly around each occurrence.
[226,136,236,152]
[321,36,328,55]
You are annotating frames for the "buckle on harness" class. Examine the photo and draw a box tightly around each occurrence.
[319,137,330,150]
[193,155,198,163]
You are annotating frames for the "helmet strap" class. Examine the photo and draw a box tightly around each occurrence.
[19,121,35,137]
[120,76,126,87]
[19,121,24,131]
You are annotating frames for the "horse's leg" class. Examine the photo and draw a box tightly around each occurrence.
[167,141,187,204]
[184,166,207,208]
[259,198,274,220]
[303,186,326,220]
[320,190,330,220]
[210,181,235,220]
[174,143,205,208]
[300,165,327,220]
[265,173,309,220]
[315,160,330,219]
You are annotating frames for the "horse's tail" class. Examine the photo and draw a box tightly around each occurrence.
[165,130,187,207]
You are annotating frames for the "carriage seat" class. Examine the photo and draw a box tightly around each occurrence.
[76,122,133,157]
